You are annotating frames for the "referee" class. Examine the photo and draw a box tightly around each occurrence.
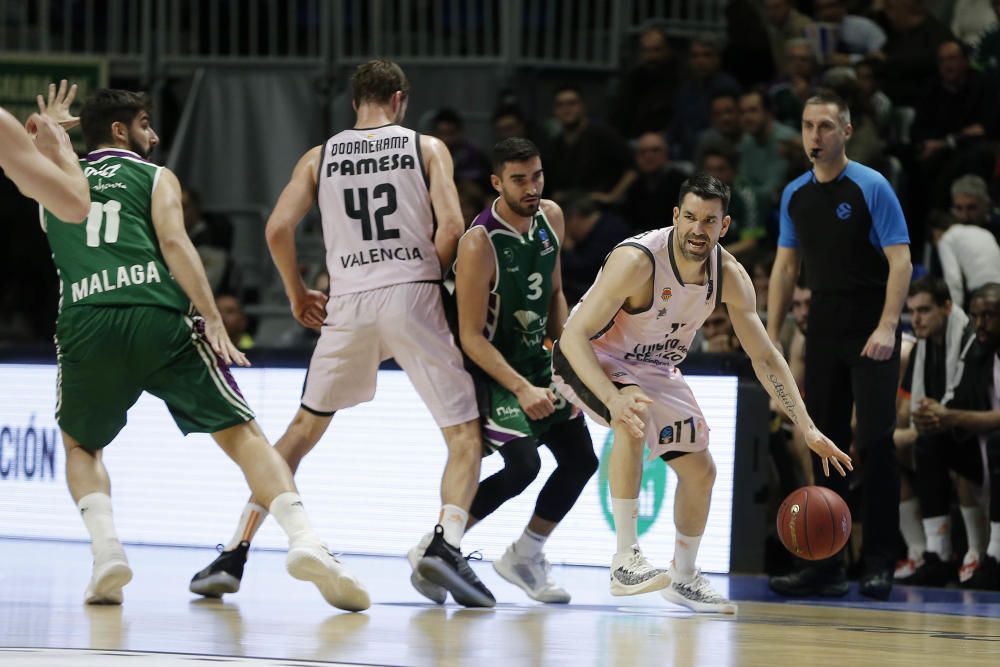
[767,90,912,600]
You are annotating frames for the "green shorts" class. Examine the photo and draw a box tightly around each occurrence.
[479,367,577,452]
[55,305,255,450]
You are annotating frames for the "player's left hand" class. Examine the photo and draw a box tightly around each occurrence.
[203,318,250,367]
[37,79,80,130]
[804,427,852,477]
[25,113,72,161]
[860,323,895,361]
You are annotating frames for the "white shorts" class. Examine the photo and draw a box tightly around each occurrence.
[552,344,709,460]
[301,282,478,428]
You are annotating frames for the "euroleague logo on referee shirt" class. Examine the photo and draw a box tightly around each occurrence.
[836,202,853,220]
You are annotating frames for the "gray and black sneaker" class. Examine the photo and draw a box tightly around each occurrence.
[610,544,671,596]
[661,567,738,613]
[417,525,496,608]
[189,541,249,598]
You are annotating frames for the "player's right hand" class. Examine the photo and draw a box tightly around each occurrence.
[515,384,556,421]
[291,289,328,330]
[25,113,71,162]
[203,318,250,368]
[37,79,80,129]
[607,390,652,440]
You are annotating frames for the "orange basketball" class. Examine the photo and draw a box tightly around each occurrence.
[776,486,852,561]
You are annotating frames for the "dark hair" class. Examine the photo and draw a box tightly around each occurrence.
[738,88,771,113]
[938,38,970,60]
[709,90,739,107]
[351,58,410,106]
[804,89,851,125]
[491,137,540,176]
[492,104,525,124]
[553,84,583,100]
[908,275,951,306]
[927,209,956,232]
[561,190,598,218]
[432,108,463,129]
[678,172,730,213]
[699,146,739,169]
[80,89,152,152]
[971,282,1000,303]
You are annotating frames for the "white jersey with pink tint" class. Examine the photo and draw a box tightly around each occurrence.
[578,227,723,369]
[317,124,440,296]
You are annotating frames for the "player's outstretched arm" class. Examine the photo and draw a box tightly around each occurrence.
[456,227,555,420]
[151,167,248,367]
[542,200,570,340]
[0,107,89,222]
[723,254,852,477]
[421,134,464,271]
[264,145,328,330]
[558,246,653,439]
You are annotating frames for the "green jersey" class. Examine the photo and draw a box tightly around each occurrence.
[43,148,189,314]
[468,200,559,379]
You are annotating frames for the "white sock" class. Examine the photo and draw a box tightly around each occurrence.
[899,498,926,560]
[611,498,639,554]
[77,492,122,556]
[439,504,468,548]
[225,503,268,551]
[923,515,952,560]
[268,492,318,547]
[672,531,702,583]
[960,505,988,557]
[513,527,547,558]
[988,522,1000,560]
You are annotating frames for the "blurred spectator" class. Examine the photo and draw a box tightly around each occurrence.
[694,92,744,165]
[927,210,1000,308]
[763,0,814,73]
[723,0,777,88]
[182,188,237,294]
[611,20,681,139]
[431,108,492,192]
[951,174,1000,239]
[751,250,775,318]
[972,0,1000,73]
[951,0,999,46]
[622,131,688,232]
[491,104,549,154]
[812,0,887,65]
[854,58,894,133]
[559,192,632,306]
[821,67,888,170]
[217,293,254,350]
[669,34,742,161]
[458,181,489,227]
[544,86,635,205]
[876,0,955,107]
[737,89,800,223]
[699,147,762,259]
[698,304,742,353]
[769,38,820,129]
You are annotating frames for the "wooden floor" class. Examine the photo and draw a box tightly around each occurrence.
[2,539,999,666]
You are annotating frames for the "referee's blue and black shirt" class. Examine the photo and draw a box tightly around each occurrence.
[778,161,909,295]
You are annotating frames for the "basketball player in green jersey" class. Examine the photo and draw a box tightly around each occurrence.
[42,89,370,611]
[0,79,89,222]
[441,138,598,603]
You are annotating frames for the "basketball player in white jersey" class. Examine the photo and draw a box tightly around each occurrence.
[189,59,495,608]
[1,79,89,222]
[553,173,852,613]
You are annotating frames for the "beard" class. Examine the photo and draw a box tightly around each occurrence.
[678,232,712,261]
[503,193,540,218]
[127,133,151,159]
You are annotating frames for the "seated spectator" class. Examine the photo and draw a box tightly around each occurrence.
[559,192,632,306]
[750,250,775,318]
[951,174,1000,241]
[821,67,888,170]
[669,34,742,161]
[895,276,982,586]
[611,20,680,139]
[544,86,635,205]
[911,282,1000,590]
[698,304,742,353]
[876,0,955,107]
[769,38,820,129]
[217,293,254,351]
[737,90,800,223]
[763,0,814,74]
[699,147,762,259]
[182,187,237,294]
[854,58,894,134]
[431,108,492,192]
[927,210,1000,308]
[457,181,489,228]
[491,104,549,154]
[812,0,887,65]
[694,92,744,165]
[622,131,688,233]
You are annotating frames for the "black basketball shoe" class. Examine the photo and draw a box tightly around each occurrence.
[417,525,496,608]
[189,541,249,598]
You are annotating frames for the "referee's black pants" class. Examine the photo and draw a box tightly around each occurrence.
[804,295,901,572]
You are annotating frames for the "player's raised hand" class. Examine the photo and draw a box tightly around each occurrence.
[804,428,852,477]
[291,289,328,330]
[25,112,72,161]
[202,318,250,368]
[37,79,80,129]
[607,389,652,440]
[515,384,556,421]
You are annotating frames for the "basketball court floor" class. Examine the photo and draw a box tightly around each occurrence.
[2,538,998,666]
